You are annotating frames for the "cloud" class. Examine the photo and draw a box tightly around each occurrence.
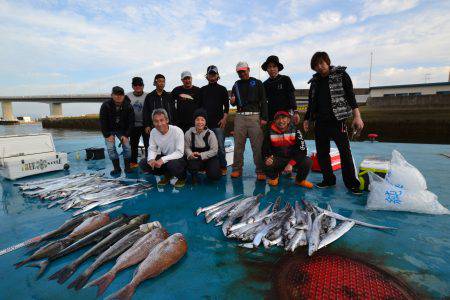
[360,0,419,19]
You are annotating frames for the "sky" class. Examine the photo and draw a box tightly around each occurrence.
[0,0,449,118]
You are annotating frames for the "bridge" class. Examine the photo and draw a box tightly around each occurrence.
[0,88,370,121]
[0,94,110,120]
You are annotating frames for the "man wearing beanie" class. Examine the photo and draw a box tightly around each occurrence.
[198,65,229,176]
[261,55,300,123]
[230,61,268,180]
[143,74,176,134]
[125,76,149,168]
[262,110,313,188]
[172,71,201,133]
[100,86,135,175]
[184,108,221,182]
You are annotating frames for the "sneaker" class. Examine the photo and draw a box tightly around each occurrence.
[316,181,336,189]
[220,167,228,176]
[174,179,186,188]
[158,175,173,186]
[110,169,121,176]
[130,162,139,169]
[230,170,242,178]
[349,187,363,195]
[268,177,279,186]
[256,173,266,181]
[296,180,313,189]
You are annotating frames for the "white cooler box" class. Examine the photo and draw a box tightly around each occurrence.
[0,133,69,180]
[225,138,234,167]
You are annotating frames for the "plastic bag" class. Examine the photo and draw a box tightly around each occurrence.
[367,172,449,214]
[385,150,427,191]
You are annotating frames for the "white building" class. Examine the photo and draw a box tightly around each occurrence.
[369,82,450,98]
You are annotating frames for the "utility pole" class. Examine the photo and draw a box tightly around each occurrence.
[368,52,373,88]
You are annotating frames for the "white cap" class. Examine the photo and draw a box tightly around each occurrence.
[236,61,249,71]
[181,71,192,79]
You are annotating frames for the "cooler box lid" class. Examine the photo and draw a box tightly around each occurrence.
[0,133,56,158]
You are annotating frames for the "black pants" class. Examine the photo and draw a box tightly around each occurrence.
[139,155,186,180]
[187,156,221,181]
[314,121,360,189]
[264,156,312,181]
[130,126,150,163]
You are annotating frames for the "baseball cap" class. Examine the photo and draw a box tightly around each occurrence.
[236,61,249,72]
[274,111,291,119]
[207,65,219,74]
[111,86,124,95]
[132,77,144,86]
[181,71,192,79]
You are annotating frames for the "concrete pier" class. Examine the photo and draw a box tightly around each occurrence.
[49,102,63,118]
[1,101,15,121]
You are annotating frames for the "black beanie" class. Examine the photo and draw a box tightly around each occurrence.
[193,108,208,122]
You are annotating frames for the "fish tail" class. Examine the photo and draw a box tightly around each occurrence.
[86,271,116,297]
[106,283,135,300]
[48,264,76,284]
[26,260,49,279]
[14,257,31,269]
[68,269,91,290]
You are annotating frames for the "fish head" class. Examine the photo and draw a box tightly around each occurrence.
[140,221,162,232]
[130,214,149,225]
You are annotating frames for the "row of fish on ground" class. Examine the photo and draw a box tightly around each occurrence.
[13,211,187,299]
[15,173,152,216]
[196,194,396,255]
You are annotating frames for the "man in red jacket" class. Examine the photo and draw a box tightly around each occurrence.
[262,111,313,187]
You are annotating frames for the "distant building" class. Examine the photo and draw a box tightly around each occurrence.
[17,116,32,122]
[369,82,450,98]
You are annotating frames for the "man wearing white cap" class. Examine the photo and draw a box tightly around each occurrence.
[171,71,201,133]
[230,61,268,180]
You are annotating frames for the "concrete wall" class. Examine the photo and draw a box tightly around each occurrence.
[367,94,450,107]
[370,84,450,97]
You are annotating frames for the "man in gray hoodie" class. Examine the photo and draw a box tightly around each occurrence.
[184,108,221,181]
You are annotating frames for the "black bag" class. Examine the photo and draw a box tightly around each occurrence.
[85,147,105,160]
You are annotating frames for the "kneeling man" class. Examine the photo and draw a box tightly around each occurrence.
[185,109,221,182]
[139,108,186,188]
[263,111,313,188]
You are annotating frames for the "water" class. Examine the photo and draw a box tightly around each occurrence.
[0,124,449,299]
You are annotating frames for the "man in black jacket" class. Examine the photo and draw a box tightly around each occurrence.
[262,55,300,124]
[143,74,176,135]
[172,71,201,133]
[230,61,268,180]
[303,51,364,194]
[262,111,312,188]
[99,86,135,175]
[198,65,230,175]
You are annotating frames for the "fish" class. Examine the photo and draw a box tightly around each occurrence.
[286,230,307,252]
[195,194,243,216]
[106,233,187,300]
[14,238,73,269]
[67,220,159,290]
[49,215,148,284]
[222,195,261,236]
[318,221,355,250]
[27,211,99,248]
[308,213,326,256]
[67,213,111,240]
[85,227,169,297]
[205,201,239,224]
[28,215,127,278]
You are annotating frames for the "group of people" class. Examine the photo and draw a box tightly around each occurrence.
[99,52,364,194]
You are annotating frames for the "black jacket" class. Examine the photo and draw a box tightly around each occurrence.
[171,85,201,130]
[99,98,135,138]
[198,82,230,128]
[231,77,268,121]
[142,90,176,128]
[263,74,297,121]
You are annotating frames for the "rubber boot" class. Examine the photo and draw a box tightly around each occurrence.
[124,158,133,174]
[110,159,122,176]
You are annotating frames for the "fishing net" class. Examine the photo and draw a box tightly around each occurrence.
[274,254,414,300]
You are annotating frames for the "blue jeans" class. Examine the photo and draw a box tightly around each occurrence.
[211,127,226,168]
[105,132,131,160]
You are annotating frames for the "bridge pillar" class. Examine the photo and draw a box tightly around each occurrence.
[49,102,63,118]
[1,101,15,121]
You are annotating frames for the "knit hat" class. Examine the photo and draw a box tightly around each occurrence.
[132,77,144,86]
[193,108,208,122]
